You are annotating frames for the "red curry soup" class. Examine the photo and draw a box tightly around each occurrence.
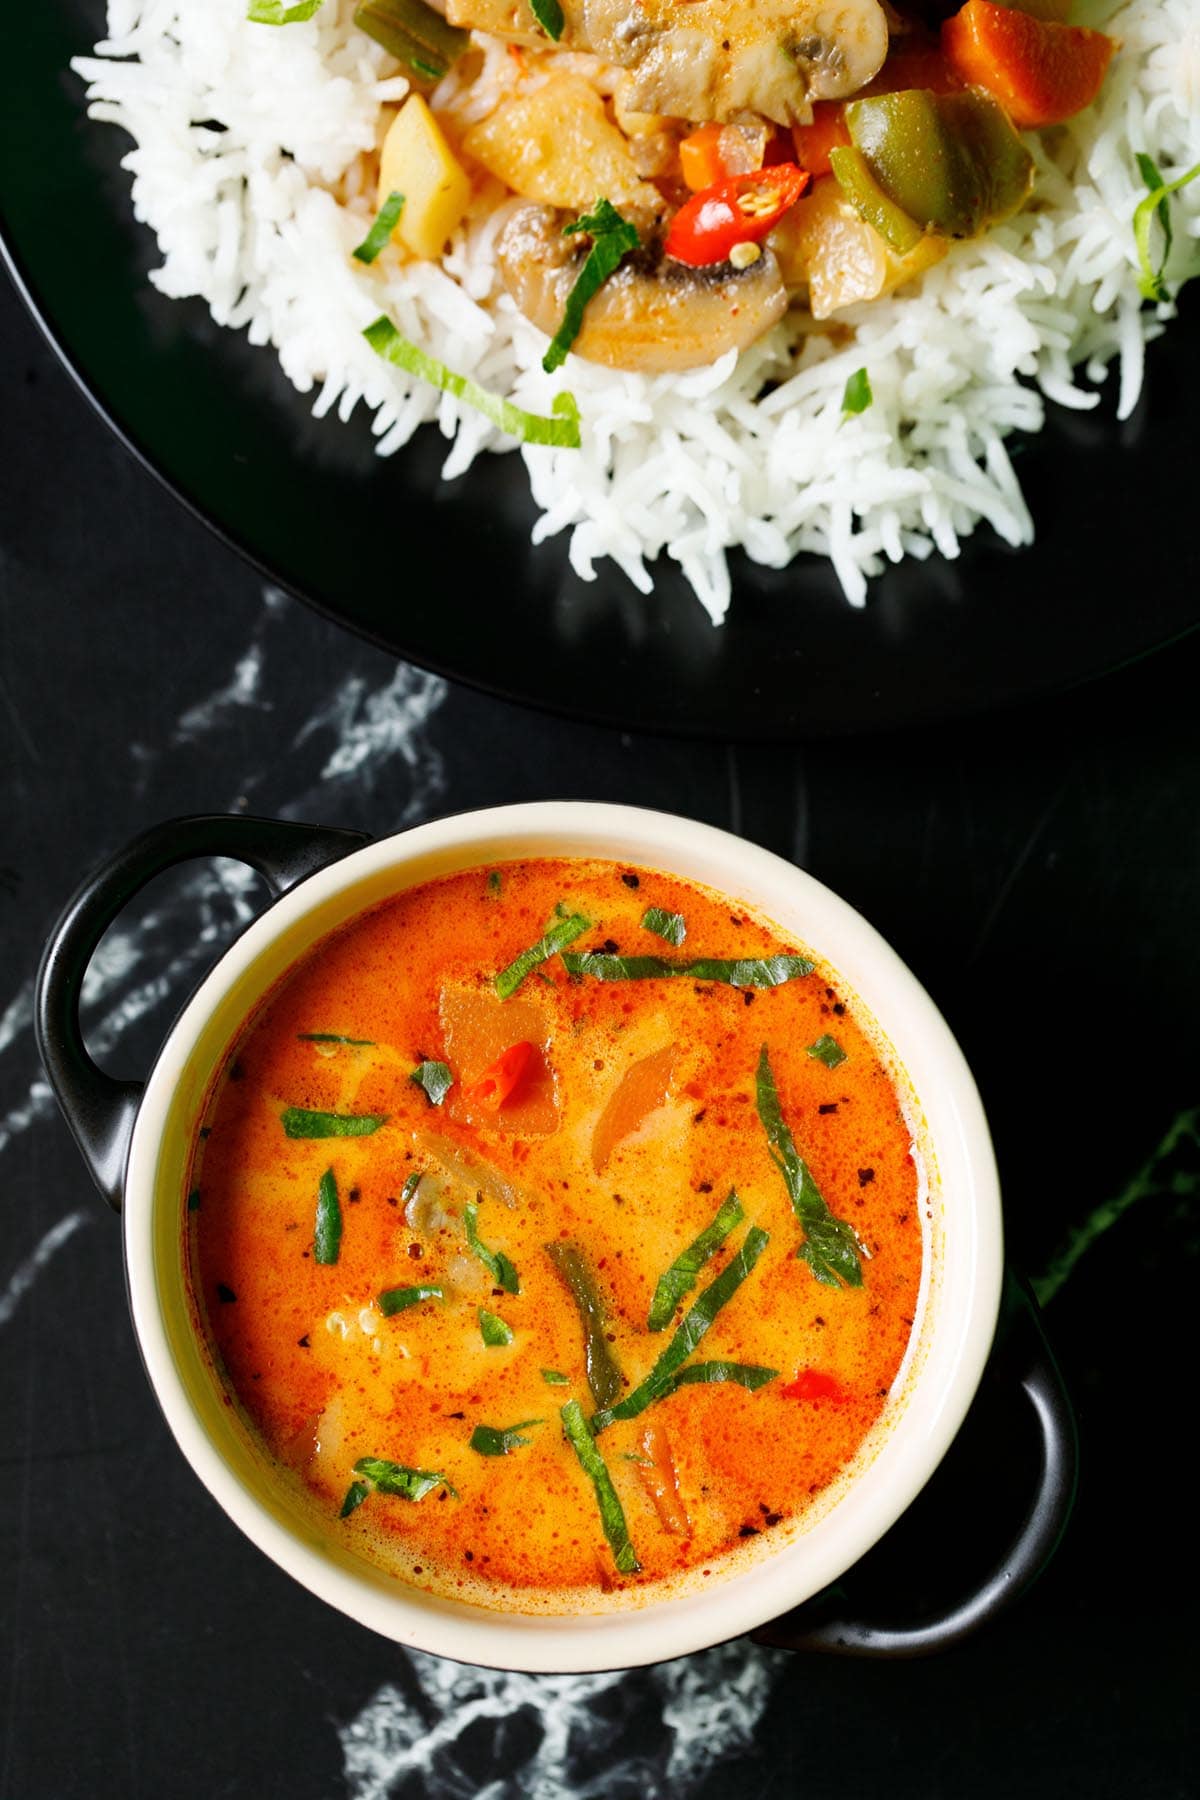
[187,858,925,1610]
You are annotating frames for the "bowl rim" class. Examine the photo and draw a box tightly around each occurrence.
[122,800,1003,1670]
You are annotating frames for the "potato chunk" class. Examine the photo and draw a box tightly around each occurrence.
[463,76,661,216]
[379,94,471,262]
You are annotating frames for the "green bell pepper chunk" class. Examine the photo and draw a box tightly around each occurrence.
[842,89,1034,243]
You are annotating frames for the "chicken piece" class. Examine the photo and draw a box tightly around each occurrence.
[497,203,789,371]
[446,0,889,124]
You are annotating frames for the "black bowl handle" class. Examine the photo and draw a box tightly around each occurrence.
[751,1270,1077,1656]
[35,814,370,1212]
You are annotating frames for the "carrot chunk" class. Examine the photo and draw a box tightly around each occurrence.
[791,103,850,180]
[941,0,1114,129]
[591,1043,677,1172]
[679,124,729,192]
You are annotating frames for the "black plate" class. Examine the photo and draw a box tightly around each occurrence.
[3,0,1197,738]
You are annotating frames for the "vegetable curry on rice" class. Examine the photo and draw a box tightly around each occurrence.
[189,858,924,1605]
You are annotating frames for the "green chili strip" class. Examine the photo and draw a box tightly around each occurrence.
[542,200,640,374]
[248,0,324,22]
[281,1106,387,1138]
[353,0,468,81]
[470,1419,543,1455]
[495,908,591,998]
[1134,154,1200,304]
[592,1225,770,1432]
[340,1480,370,1517]
[314,1169,342,1265]
[756,1047,864,1287]
[562,952,814,988]
[364,317,581,447]
[353,190,405,264]
[529,0,564,39]
[545,1241,622,1408]
[410,1060,454,1105]
[647,1190,745,1331]
[479,1308,514,1346]
[807,1034,847,1069]
[353,1457,454,1500]
[641,907,686,947]
[465,1202,520,1294]
[561,1400,640,1575]
[377,1283,443,1316]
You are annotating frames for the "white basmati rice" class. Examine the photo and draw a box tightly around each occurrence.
[73,0,1200,622]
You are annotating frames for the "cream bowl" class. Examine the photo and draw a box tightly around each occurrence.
[36,804,1073,1670]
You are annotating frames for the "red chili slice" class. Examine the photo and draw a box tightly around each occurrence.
[780,1369,846,1402]
[664,164,811,268]
[467,1040,535,1109]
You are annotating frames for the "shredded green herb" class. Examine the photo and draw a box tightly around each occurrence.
[377,1283,443,1316]
[410,1060,454,1106]
[647,1190,744,1331]
[401,1171,422,1207]
[281,1106,387,1138]
[340,1479,370,1517]
[479,1308,514,1346]
[541,1368,569,1385]
[670,1361,777,1392]
[756,1047,864,1287]
[1134,154,1200,303]
[592,1225,770,1432]
[353,1456,454,1500]
[486,870,503,896]
[641,907,686,948]
[297,1032,375,1046]
[542,200,640,373]
[353,190,405,263]
[560,1399,640,1574]
[529,0,564,39]
[495,908,591,998]
[470,1418,543,1455]
[465,1201,520,1293]
[364,317,581,446]
[807,1034,847,1070]
[842,367,873,415]
[247,0,325,22]
[545,1241,623,1408]
[314,1168,342,1265]
[563,952,814,988]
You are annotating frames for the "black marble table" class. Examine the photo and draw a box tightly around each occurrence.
[2,266,1196,1800]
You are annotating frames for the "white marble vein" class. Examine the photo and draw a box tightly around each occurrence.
[340,1640,783,1800]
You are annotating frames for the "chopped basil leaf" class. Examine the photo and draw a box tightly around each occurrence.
[807,1034,847,1070]
[469,1418,543,1455]
[529,0,564,39]
[314,1168,342,1265]
[1134,154,1200,303]
[592,1225,770,1432]
[281,1106,387,1138]
[486,869,503,896]
[541,1368,569,1385]
[545,1241,623,1409]
[465,1201,520,1293]
[248,0,324,22]
[496,909,591,998]
[353,1456,454,1500]
[410,1060,454,1106]
[297,1032,375,1046]
[377,1283,443,1316]
[542,200,640,374]
[364,317,582,447]
[641,907,686,948]
[340,1479,370,1517]
[352,190,405,264]
[563,952,814,988]
[479,1307,514,1346]
[842,368,873,415]
[647,1190,744,1331]
[756,1047,864,1287]
[353,0,468,80]
[670,1361,777,1392]
[561,1399,640,1574]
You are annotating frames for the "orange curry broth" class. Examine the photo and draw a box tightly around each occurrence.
[188,858,922,1602]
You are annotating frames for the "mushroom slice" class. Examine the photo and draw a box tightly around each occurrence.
[498,205,788,373]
